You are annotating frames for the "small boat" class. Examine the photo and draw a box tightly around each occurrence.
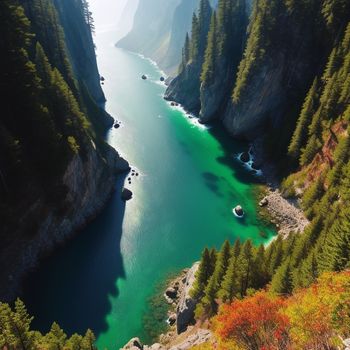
[233,205,244,218]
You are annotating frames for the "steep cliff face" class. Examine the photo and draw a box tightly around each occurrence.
[166,0,247,116]
[222,0,329,146]
[54,0,105,103]
[0,144,129,301]
[0,0,129,301]
[199,0,247,122]
[165,61,203,113]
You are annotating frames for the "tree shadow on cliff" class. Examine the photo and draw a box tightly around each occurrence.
[22,175,127,338]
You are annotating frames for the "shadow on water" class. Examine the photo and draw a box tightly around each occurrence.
[22,176,127,338]
[207,122,263,185]
[202,172,223,197]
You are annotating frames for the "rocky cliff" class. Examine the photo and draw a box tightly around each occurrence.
[165,0,349,163]
[0,0,129,301]
[0,144,129,302]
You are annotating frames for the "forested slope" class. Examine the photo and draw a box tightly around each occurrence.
[163,1,350,345]
[0,0,129,301]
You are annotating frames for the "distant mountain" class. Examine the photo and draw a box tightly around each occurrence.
[117,0,207,76]
[117,0,139,38]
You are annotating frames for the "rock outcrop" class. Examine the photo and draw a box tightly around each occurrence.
[0,143,129,301]
[176,262,199,334]
[121,328,212,350]
[164,62,202,113]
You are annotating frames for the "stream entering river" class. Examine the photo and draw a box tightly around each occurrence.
[22,26,276,350]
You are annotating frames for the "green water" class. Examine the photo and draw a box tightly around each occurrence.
[22,29,275,349]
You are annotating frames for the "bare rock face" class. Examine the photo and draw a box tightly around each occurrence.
[176,262,200,334]
[223,57,286,139]
[0,144,129,301]
[164,61,202,114]
[169,329,212,350]
[122,337,143,350]
[199,59,234,123]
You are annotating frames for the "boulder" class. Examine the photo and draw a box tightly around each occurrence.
[160,77,165,82]
[145,344,165,350]
[168,313,177,326]
[240,151,250,163]
[141,74,147,80]
[259,198,268,207]
[114,123,120,129]
[121,188,133,201]
[234,205,244,217]
[100,76,105,81]
[121,337,143,350]
[165,287,177,299]
[176,262,199,334]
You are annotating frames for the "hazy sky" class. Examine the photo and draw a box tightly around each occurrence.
[89,0,129,33]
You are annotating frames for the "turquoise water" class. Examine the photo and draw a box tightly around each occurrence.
[22,29,275,349]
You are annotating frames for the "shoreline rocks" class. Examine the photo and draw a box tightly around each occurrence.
[121,188,133,201]
[261,189,309,237]
[121,263,206,350]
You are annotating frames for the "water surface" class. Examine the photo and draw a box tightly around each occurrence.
[23,28,275,349]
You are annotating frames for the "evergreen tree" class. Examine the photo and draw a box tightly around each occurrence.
[213,239,232,287]
[252,244,269,289]
[81,329,96,350]
[190,13,200,61]
[236,239,254,297]
[270,259,293,295]
[300,134,322,166]
[319,209,350,272]
[191,247,213,299]
[197,272,218,317]
[288,78,319,160]
[201,12,217,84]
[218,253,240,302]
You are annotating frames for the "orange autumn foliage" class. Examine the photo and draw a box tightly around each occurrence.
[214,291,290,350]
[285,271,350,349]
[208,271,350,350]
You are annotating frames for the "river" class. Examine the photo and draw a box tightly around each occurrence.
[22,24,275,350]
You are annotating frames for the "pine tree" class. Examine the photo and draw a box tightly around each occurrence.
[268,236,283,276]
[236,239,254,297]
[197,0,212,56]
[217,254,239,302]
[11,299,34,350]
[197,272,218,317]
[35,42,53,88]
[302,176,325,217]
[190,13,200,61]
[252,244,268,289]
[201,12,217,84]
[293,249,319,289]
[270,260,293,295]
[288,78,319,160]
[81,329,96,350]
[319,209,350,272]
[212,239,232,287]
[45,322,67,350]
[191,247,213,299]
[300,134,322,166]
